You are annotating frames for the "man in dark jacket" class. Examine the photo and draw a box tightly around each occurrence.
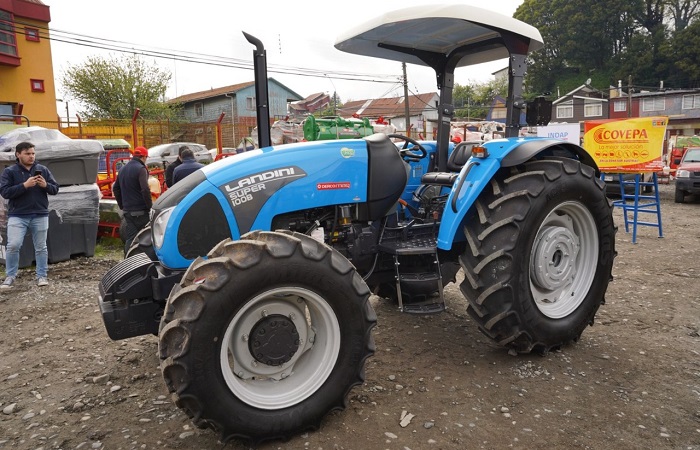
[164,145,190,188]
[0,141,60,288]
[113,146,153,255]
[172,148,204,185]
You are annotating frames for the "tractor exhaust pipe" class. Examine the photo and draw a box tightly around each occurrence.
[243,32,271,148]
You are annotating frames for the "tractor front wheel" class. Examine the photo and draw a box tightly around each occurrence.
[158,231,375,445]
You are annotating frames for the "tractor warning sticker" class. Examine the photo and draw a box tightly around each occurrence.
[317,182,351,190]
[219,166,307,233]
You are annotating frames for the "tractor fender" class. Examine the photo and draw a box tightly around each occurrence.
[501,138,599,173]
[436,138,598,250]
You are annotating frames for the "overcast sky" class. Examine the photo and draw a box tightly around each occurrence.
[46,0,524,108]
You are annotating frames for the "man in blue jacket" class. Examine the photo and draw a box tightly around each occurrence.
[0,141,60,289]
[172,148,204,185]
[164,145,189,188]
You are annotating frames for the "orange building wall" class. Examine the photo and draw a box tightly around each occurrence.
[0,16,58,122]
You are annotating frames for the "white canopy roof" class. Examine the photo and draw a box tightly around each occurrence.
[334,4,543,68]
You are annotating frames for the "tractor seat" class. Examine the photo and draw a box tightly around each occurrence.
[420,141,482,186]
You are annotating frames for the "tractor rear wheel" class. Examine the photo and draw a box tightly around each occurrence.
[158,231,375,445]
[460,158,616,354]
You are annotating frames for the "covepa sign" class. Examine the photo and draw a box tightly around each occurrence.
[583,117,668,172]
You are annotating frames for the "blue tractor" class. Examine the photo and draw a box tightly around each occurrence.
[98,4,615,445]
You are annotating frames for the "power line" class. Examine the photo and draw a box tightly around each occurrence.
[13,19,401,84]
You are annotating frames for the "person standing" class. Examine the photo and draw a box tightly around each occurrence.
[172,148,204,185]
[164,145,190,188]
[113,146,152,255]
[0,141,60,288]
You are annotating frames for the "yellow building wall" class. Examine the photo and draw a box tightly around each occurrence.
[0,17,58,122]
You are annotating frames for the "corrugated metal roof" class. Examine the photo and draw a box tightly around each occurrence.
[289,103,307,111]
[338,93,438,118]
[169,78,304,104]
[169,81,255,103]
[303,92,326,103]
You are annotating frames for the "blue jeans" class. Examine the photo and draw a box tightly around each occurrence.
[5,215,49,278]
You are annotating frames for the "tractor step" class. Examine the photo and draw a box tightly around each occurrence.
[397,272,441,283]
[378,236,437,255]
[379,230,445,313]
[402,300,446,314]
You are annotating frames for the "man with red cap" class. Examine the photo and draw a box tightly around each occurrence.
[113,147,152,255]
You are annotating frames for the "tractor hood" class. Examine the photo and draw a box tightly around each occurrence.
[151,140,372,269]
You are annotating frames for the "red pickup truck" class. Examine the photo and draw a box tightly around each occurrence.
[674,146,700,203]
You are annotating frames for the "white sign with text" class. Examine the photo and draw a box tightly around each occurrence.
[537,123,581,144]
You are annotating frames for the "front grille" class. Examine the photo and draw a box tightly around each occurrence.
[100,253,154,293]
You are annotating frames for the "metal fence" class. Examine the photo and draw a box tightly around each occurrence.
[27,118,257,150]
[7,116,425,150]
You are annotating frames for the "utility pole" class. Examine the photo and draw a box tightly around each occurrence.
[402,62,410,136]
[627,75,632,118]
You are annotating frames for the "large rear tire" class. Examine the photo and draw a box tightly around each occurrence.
[460,158,616,354]
[158,231,376,445]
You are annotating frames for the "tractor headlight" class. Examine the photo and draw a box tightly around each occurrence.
[152,206,175,250]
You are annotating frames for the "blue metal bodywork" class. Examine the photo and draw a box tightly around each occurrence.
[153,136,567,270]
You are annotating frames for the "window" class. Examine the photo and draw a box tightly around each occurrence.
[25,27,39,41]
[584,101,602,117]
[613,100,627,112]
[246,97,256,110]
[30,79,44,92]
[682,94,700,110]
[491,106,507,119]
[556,101,573,119]
[0,10,18,57]
[194,102,203,118]
[642,97,665,112]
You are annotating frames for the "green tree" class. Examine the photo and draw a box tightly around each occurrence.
[61,54,178,120]
[515,0,700,92]
[453,84,481,119]
[670,19,700,85]
[514,0,570,95]
[665,0,700,31]
[315,93,342,117]
[452,78,508,120]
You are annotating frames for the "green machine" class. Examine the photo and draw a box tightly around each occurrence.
[302,115,374,141]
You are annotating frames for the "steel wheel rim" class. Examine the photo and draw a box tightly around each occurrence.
[529,201,598,318]
[220,286,341,409]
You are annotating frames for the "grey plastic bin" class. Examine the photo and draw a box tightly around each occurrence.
[0,184,100,269]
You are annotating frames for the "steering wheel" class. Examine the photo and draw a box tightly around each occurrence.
[387,134,428,161]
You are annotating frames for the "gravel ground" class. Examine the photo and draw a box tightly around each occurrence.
[0,182,699,450]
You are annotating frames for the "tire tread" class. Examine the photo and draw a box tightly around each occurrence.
[460,159,616,354]
[159,231,375,445]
